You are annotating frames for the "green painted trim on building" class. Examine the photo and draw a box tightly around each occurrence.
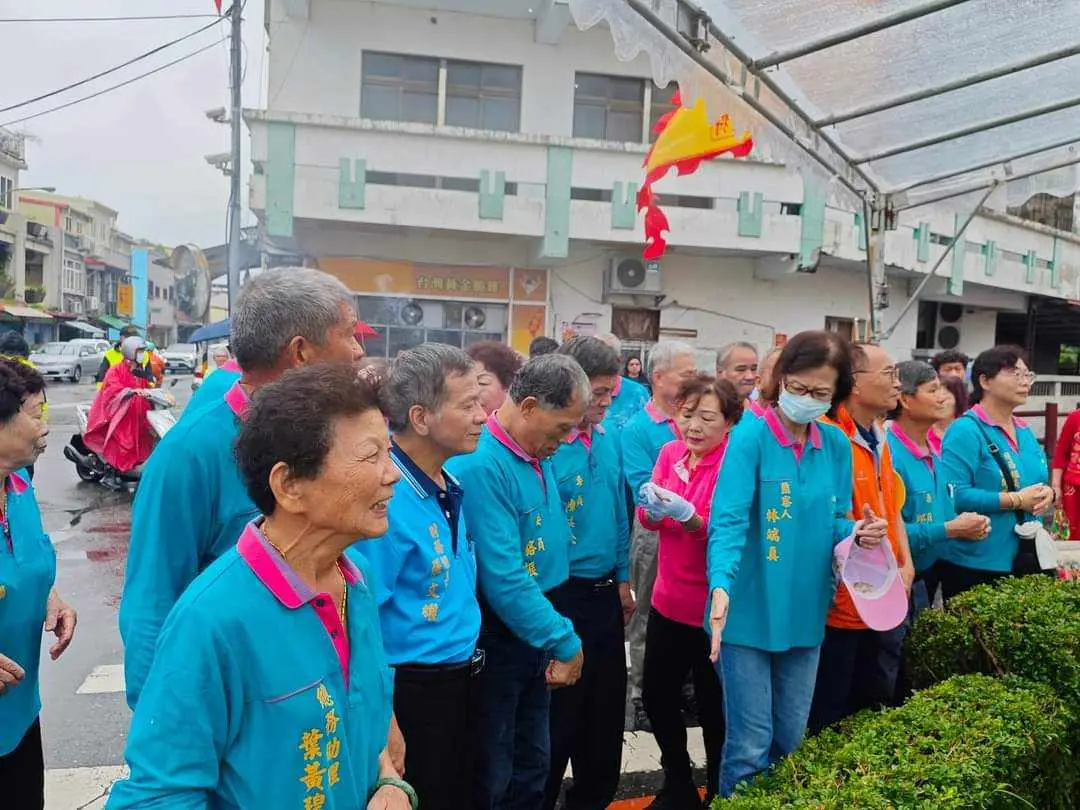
[854,211,867,251]
[1051,238,1061,289]
[265,122,296,238]
[983,240,997,276]
[478,170,506,220]
[339,158,367,210]
[737,191,763,238]
[799,183,826,270]
[915,222,930,263]
[1023,250,1037,284]
[611,181,638,230]
[948,214,965,296]
[542,146,573,259]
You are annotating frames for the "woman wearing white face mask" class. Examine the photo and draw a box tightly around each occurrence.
[704,330,888,798]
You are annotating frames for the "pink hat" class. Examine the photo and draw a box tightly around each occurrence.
[834,535,908,631]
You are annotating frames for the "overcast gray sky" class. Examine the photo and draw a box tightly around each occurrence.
[7,0,266,249]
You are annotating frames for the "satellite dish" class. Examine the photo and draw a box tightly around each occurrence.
[172,244,212,321]
[464,306,487,329]
[401,302,424,326]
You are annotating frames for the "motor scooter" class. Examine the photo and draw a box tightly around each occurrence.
[63,382,178,490]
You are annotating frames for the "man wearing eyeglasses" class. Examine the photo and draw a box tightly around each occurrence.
[808,342,916,734]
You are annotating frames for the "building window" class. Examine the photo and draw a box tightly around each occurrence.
[361,52,522,132]
[573,73,678,143]
[825,316,856,342]
[361,52,439,125]
[445,61,522,132]
[0,176,12,209]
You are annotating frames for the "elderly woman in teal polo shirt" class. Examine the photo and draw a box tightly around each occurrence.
[107,363,414,810]
[0,358,77,809]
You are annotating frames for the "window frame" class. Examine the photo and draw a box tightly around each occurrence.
[572,73,678,144]
[361,51,522,133]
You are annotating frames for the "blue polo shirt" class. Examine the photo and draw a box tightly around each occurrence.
[0,470,55,756]
[120,381,259,709]
[359,443,480,666]
[708,409,854,652]
[621,400,680,498]
[603,376,650,435]
[184,367,242,418]
[940,406,1049,573]
[446,414,580,660]
[107,522,392,809]
[551,425,630,582]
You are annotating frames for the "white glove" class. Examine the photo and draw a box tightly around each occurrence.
[638,482,695,523]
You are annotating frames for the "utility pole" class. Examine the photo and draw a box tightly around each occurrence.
[226,1,243,317]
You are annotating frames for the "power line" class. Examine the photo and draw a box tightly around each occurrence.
[0,14,221,23]
[0,39,226,128]
[0,18,222,115]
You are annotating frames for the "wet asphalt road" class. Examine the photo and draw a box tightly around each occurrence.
[35,375,195,770]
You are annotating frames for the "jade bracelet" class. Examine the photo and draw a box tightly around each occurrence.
[369,776,419,810]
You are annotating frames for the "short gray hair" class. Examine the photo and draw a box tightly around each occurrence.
[896,359,937,396]
[717,341,759,369]
[648,341,693,378]
[509,353,590,411]
[595,332,622,352]
[232,268,355,372]
[382,343,475,433]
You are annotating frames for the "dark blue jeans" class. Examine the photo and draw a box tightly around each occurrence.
[471,630,551,810]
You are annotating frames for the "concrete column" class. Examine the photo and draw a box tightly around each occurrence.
[11,212,26,303]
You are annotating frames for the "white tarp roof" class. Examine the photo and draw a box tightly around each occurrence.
[569,0,1080,213]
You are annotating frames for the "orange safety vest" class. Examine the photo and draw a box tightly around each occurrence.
[821,406,908,631]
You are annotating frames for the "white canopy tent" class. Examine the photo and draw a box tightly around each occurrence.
[568,0,1080,339]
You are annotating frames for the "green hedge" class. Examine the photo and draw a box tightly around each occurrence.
[719,674,1077,809]
[906,576,1080,710]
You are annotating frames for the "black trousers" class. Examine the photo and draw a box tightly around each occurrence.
[642,607,724,800]
[0,719,44,810]
[543,578,627,810]
[937,561,1010,602]
[807,625,904,735]
[393,659,477,810]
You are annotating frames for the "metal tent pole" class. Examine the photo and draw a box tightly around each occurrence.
[879,184,997,341]
[819,43,1080,126]
[752,0,968,68]
[894,153,1080,211]
[854,94,1080,165]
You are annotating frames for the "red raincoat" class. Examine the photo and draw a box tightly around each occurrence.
[83,361,154,472]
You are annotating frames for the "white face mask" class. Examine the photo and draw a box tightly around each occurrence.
[777,388,831,424]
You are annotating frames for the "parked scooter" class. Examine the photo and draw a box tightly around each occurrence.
[63,381,178,490]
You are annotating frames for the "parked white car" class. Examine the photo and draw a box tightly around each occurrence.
[30,341,106,383]
[161,343,198,373]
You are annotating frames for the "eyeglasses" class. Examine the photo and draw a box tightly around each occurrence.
[1003,369,1036,384]
[854,366,899,381]
[784,380,834,402]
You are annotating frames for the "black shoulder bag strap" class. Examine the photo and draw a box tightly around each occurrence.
[969,417,1024,523]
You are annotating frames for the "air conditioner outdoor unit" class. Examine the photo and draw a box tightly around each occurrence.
[934,302,963,350]
[608,257,662,295]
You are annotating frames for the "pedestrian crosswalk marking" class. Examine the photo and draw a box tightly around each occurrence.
[76,664,126,695]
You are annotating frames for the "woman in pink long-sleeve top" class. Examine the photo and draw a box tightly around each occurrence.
[636,375,742,807]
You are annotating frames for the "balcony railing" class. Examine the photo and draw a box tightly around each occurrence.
[0,127,25,163]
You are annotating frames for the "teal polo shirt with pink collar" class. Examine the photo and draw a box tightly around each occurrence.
[446,414,580,660]
[107,521,393,810]
[940,405,1049,573]
[886,423,954,574]
[0,470,55,756]
[120,380,259,709]
[621,400,680,497]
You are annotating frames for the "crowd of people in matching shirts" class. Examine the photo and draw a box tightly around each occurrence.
[0,265,1066,810]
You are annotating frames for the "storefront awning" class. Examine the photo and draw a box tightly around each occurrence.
[97,314,132,332]
[64,320,105,337]
[0,304,52,320]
